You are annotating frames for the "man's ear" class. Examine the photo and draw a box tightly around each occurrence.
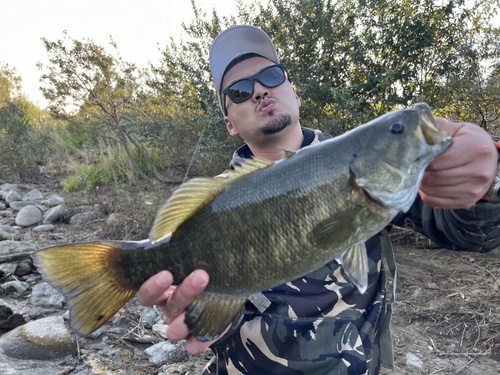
[225,118,239,137]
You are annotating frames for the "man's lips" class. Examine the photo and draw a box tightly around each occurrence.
[259,99,276,112]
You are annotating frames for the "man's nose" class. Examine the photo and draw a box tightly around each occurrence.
[253,80,269,101]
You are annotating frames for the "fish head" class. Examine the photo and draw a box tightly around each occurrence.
[351,102,452,213]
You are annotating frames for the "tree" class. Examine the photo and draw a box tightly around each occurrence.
[150,0,499,140]
[38,31,181,182]
[0,63,22,106]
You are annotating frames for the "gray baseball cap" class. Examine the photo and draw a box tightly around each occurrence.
[209,25,279,115]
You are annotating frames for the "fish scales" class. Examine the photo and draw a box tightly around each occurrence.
[119,139,368,295]
[33,103,452,341]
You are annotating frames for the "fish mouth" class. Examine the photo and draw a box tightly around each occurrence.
[363,190,387,209]
[413,103,451,147]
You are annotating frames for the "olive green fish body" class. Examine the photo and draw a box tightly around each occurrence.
[33,103,452,341]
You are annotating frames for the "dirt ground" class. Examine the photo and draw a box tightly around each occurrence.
[383,233,500,375]
[40,231,500,375]
[3,178,500,374]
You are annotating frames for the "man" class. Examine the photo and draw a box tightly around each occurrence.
[137,25,500,374]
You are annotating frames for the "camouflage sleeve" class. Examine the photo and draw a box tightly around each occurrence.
[393,196,500,253]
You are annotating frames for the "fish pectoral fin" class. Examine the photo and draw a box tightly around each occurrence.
[185,293,248,342]
[310,206,364,247]
[337,242,369,294]
[32,242,137,336]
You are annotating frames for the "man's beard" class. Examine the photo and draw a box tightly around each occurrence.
[261,114,292,135]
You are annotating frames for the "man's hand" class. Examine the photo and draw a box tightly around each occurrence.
[419,118,498,209]
[136,269,218,354]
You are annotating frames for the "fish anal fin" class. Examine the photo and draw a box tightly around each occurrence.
[337,242,369,294]
[185,293,248,342]
[32,242,137,336]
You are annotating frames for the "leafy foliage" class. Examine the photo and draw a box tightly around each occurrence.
[6,0,499,187]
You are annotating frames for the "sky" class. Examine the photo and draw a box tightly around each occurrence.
[1,1,499,109]
[0,0,244,108]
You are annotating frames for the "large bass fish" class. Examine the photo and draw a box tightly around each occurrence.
[33,103,452,341]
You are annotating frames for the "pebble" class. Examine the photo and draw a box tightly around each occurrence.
[43,194,65,207]
[30,282,65,309]
[43,204,70,224]
[22,189,44,201]
[406,352,424,369]
[15,205,43,227]
[144,342,177,365]
[1,280,30,294]
[33,224,54,232]
[153,323,169,339]
[89,326,107,339]
[9,201,36,211]
[140,306,163,329]
[69,211,96,225]
[5,190,21,204]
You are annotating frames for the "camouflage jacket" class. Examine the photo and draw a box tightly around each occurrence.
[203,128,500,375]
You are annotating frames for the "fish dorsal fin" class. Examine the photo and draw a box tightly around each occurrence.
[149,177,227,243]
[150,158,273,244]
[225,157,274,180]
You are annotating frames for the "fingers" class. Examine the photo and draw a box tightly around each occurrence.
[136,270,214,355]
[136,271,174,306]
[419,118,498,209]
[163,269,209,324]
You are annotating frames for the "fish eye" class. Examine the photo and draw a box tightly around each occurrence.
[389,122,404,134]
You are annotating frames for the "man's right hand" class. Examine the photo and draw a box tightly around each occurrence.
[136,269,217,354]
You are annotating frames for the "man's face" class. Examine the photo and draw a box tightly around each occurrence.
[221,57,301,143]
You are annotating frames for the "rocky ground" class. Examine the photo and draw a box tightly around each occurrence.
[0,179,499,374]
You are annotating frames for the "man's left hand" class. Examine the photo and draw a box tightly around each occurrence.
[419,118,498,209]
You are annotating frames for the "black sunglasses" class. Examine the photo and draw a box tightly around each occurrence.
[222,63,287,114]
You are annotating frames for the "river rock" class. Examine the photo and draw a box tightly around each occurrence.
[0,228,21,241]
[43,194,65,207]
[0,315,76,360]
[140,307,163,329]
[0,240,37,256]
[406,352,424,369]
[30,282,65,309]
[8,201,35,211]
[69,211,96,225]
[22,189,43,202]
[1,280,30,294]
[144,341,178,365]
[15,205,43,227]
[152,323,169,339]
[0,183,20,194]
[33,224,54,232]
[5,190,21,204]
[42,204,69,224]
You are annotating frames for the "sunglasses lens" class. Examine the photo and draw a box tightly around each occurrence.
[259,66,286,87]
[224,64,286,106]
[227,80,253,103]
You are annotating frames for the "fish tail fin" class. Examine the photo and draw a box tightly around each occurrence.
[32,242,137,336]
